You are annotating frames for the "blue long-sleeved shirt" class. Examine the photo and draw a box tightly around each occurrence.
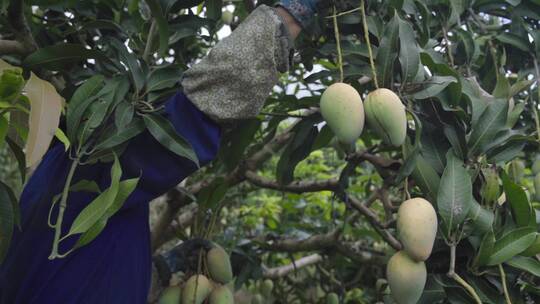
[0,92,221,303]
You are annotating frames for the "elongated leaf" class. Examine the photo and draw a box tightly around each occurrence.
[468,98,508,157]
[506,256,540,277]
[0,181,15,262]
[375,13,399,88]
[70,180,101,193]
[145,0,169,57]
[474,229,495,267]
[66,75,105,141]
[398,16,419,83]
[412,154,440,202]
[114,101,134,129]
[74,177,139,249]
[411,76,458,99]
[23,43,112,69]
[108,38,144,91]
[143,113,199,166]
[54,128,70,151]
[24,73,62,168]
[437,149,472,235]
[0,115,8,148]
[467,199,494,234]
[5,137,26,182]
[95,118,145,151]
[501,172,535,227]
[67,155,122,235]
[486,227,536,265]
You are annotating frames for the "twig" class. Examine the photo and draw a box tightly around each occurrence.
[324,7,362,19]
[332,6,344,82]
[263,254,323,279]
[360,0,378,88]
[499,264,512,304]
[447,245,482,304]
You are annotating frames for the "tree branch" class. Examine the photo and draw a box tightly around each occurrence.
[245,170,339,193]
[7,0,38,53]
[262,254,323,279]
[255,229,341,252]
[0,40,26,55]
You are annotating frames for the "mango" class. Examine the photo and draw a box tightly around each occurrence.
[222,11,234,25]
[532,157,540,174]
[507,159,525,184]
[364,88,407,146]
[397,198,437,261]
[182,275,212,304]
[159,286,182,304]
[261,279,273,297]
[320,83,364,144]
[326,292,339,304]
[481,167,500,205]
[207,246,233,284]
[386,251,427,304]
[251,294,264,304]
[209,285,234,304]
[534,173,540,202]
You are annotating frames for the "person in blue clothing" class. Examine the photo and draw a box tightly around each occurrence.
[0,1,326,303]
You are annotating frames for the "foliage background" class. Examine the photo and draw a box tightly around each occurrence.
[1,0,540,303]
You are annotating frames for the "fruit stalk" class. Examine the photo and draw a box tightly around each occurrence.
[360,0,378,89]
[332,6,343,82]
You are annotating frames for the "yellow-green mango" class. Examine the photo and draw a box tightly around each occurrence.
[386,251,427,304]
[222,11,234,25]
[251,294,264,304]
[532,157,540,174]
[364,88,407,146]
[397,198,437,261]
[320,83,364,144]
[207,246,233,284]
[507,159,525,184]
[182,275,212,304]
[481,167,500,205]
[260,279,274,297]
[159,286,182,304]
[209,285,234,304]
[326,292,339,304]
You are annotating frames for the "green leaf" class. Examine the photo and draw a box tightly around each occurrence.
[276,118,319,185]
[506,256,540,277]
[5,137,26,182]
[108,38,145,91]
[412,154,440,202]
[0,180,17,263]
[23,43,113,70]
[205,0,222,21]
[501,172,535,227]
[375,12,399,88]
[95,118,145,151]
[467,99,508,157]
[0,115,8,148]
[398,16,420,83]
[495,33,531,52]
[114,101,134,129]
[143,113,199,166]
[145,0,170,57]
[437,149,473,235]
[70,180,101,193]
[486,227,536,265]
[67,155,122,236]
[520,234,540,257]
[146,66,182,92]
[467,199,494,234]
[66,75,105,141]
[411,76,458,99]
[54,128,70,151]
[474,229,495,267]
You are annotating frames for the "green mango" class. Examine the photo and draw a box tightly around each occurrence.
[386,251,427,304]
[364,88,407,146]
[481,167,500,205]
[222,11,233,25]
[397,198,438,261]
[507,159,525,184]
[207,246,234,284]
[159,286,181,304]
[182,275,212,304]
[209,285,234,304]
[251,294,264,304]
[260,279,273,297]
[326,292,339,304]
[320,83,365,144]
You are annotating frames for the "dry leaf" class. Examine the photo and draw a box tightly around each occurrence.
[23,73,62,168]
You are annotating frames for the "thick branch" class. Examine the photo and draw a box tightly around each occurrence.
[245,170,339,193]
[0,40,26,55]
[262,254,323,279]
[7,0,38,53]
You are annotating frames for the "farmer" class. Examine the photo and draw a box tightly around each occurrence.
[0,1,324,303]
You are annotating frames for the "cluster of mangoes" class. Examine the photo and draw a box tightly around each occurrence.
[250,279,274,304]
[320,83,407,146]
[158,245,235,304]
[320,84,438,303]
[386,198,438,304]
